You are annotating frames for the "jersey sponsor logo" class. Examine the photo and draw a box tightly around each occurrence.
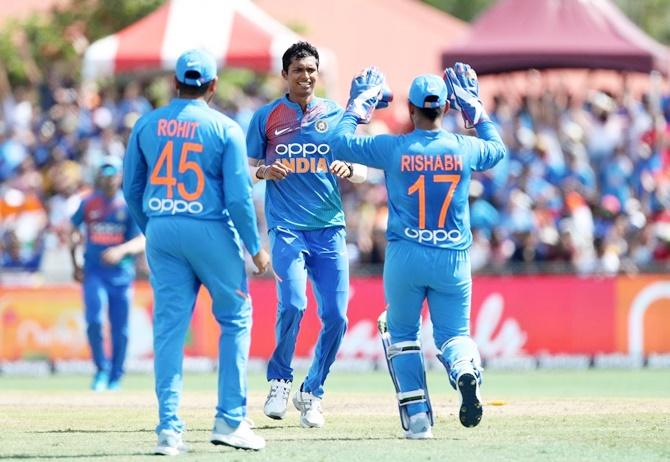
[89,222,125,245]
[147,197,204,215]
[404,227,464,245]
[274,127,293,136]
[275,143,331,157]
[315,120,328,133]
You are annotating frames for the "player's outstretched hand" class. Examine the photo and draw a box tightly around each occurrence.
[443,62,488,129]
[261,160,292,180]
[330,160,353,178]
[252,248,270,275]
[346,66,386,124]
[375,84,393,109]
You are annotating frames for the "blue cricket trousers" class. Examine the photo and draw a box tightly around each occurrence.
[83,270,131,382]
[266,226,349,398]
[384,239,482,416]
[146,216,252,434]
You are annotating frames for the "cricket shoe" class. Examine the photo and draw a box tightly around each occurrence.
[405,412,433,440]
[264,379,292,419]
[211,418,265,450]
[292,390,325,428]
[107,378,122,391]
[154,429,187,456]
[457,371,483,428]
[90,371,108,391]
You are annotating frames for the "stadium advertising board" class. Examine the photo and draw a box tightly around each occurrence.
[1,275,669,363]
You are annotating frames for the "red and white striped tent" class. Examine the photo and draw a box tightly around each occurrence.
[82,0,308,80]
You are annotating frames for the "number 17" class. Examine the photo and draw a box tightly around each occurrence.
[407,174,460,229]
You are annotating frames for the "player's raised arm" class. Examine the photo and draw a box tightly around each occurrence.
[122,119,149,233]
[331,67,393,170]
[222,123,262,258]
[444,62,507,171]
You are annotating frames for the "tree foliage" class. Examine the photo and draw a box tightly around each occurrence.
[0,0,165,85]
[614,0,670,44]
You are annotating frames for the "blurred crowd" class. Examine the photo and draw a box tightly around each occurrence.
[1,72,669,281]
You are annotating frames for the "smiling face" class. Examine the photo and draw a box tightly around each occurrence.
[282,56,319,102]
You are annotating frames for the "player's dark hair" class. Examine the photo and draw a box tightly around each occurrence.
[414,95,442,121]
[282,41,319,72]
[177,79,213,97]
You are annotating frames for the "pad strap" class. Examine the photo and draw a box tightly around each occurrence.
[387,340,421,359]
[397,389,427,406]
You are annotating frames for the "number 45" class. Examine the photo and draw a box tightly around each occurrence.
[407,174,460,229]
[150,141,205,200]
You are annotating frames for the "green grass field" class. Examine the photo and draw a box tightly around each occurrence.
[1,369,669,461]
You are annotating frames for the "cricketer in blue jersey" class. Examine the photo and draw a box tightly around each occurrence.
[69,157,144,391]
[333,65,507,439]
[122,49,269,454]
[246,42,368,429]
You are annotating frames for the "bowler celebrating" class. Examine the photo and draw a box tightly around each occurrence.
[246,42,367,429]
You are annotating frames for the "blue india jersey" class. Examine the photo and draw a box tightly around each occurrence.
[246,95,346,230]
[71,190,140,275]
[333,115,506,250]
[123,98,260,256]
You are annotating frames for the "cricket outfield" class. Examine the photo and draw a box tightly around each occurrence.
[1,369,669,461]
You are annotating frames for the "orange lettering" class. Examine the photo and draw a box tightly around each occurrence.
[424,156,434,171]
[167,120,178,137]
[434,155,444,171]
[296,158,309,173]
[157,119,167,136]
[189,122,199,138]
[401,155,411,172]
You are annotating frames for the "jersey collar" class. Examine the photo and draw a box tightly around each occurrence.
[283,94,319,113]
[173,98,209,108]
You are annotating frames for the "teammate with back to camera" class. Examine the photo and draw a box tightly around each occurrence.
[122,48,270,455]
[246,41,393,428]
[332,63,507,439]
[69,156,145,392]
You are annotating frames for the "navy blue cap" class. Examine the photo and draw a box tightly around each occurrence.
[408,74,448,108]
[175,49,217,87]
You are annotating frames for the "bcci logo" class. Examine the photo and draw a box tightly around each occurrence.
[315,120,328,133]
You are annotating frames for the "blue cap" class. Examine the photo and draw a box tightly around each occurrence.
[175,49,217,87]
[99,156,122,177]
[408,74,448,108]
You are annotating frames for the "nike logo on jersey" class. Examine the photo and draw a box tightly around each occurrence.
[274,127,294,136]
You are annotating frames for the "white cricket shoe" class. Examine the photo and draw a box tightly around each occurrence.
[263,379,292,419]
[154,429,187,456]
[457,371,483,428]
[405,412,433,440]
[292,390,325,428]
[211,418,265,450]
